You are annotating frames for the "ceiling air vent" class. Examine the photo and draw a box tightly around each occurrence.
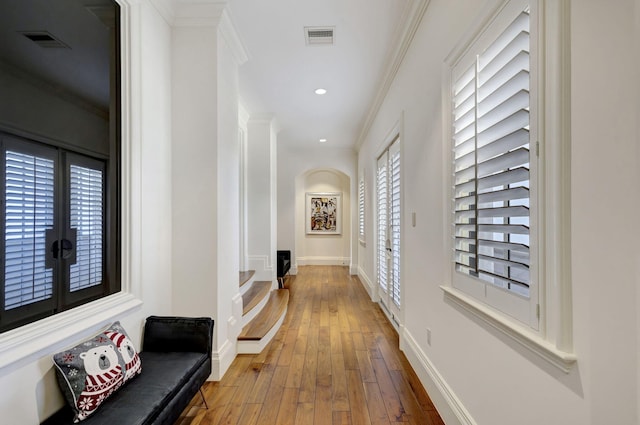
[20,31,70,49]
[304,26,335,45]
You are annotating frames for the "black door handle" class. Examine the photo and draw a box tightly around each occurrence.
[46,229,77,266]
[51,239,59,259]
[60,239,73,260]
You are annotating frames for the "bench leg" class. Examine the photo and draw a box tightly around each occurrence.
[199,387,209,409]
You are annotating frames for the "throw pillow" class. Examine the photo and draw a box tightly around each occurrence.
[52,322,142,422]
[103,322,142,383]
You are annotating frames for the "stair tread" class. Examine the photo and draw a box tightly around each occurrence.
[238,289,289,340]
[239,270,256,288]
[242,281,271,316]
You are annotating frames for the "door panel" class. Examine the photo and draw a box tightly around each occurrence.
[377,137,401,319]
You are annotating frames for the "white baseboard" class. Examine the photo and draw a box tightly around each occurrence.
[400,328,477,425]
[210,338,235,381]
[357,266,375,298]
[296,256,350,266]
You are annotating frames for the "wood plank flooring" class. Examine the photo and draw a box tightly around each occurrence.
[176,265,445,425]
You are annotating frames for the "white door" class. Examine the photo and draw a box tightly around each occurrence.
[376,137,401,321]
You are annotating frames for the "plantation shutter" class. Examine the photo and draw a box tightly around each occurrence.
[358,177,365,241]
[69,162,104,292]
[4,149,55,310]
[376,154,388,294]
[389,140,401,307]
[453,9,531,297]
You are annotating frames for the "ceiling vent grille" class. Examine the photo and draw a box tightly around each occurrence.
[20,31,70,49]
[305,27,335,45]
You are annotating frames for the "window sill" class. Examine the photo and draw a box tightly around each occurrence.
[0,292,142,373]
[440,285,576,373]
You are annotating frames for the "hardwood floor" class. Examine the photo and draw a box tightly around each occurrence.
[176,266,445,425]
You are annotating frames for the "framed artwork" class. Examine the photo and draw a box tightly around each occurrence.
[306,192,342,234]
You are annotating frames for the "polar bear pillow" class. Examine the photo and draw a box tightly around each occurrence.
[52,322,142,422]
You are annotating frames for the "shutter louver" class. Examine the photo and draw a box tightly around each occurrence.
[69,164,104,291]
[4,151,54,310]
[377,158,388,295]
[390,147,401,307]
[453,9,531,297]
[359,177,365,240]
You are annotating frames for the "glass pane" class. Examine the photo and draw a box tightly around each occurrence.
[4,151,54,310]
[69,164,104,291]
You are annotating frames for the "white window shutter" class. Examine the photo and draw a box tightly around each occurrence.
[453,9,531,297]
[4,151,54,310]
[377,155,388,295]
[358,177,365,241]
[389,141,401,307]
[69,164,104,292]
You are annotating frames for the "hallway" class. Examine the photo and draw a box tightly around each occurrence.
[177,265,445,425]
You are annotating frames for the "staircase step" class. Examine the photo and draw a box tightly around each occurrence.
[239,270,255,288]
[238,289,289,341]
[242,281,271,316]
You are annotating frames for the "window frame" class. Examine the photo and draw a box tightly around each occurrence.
[0,0,122,332]
[0,0,141,373]
[441,0,575,372]
[450,0,538,329]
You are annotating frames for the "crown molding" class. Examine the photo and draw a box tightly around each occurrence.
[218,8,249,65]
[354,0,430,152]
[150,0,226,27]
[149,0,248,64]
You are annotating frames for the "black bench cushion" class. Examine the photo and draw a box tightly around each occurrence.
[143,316,213,357]
[42,351,208,425]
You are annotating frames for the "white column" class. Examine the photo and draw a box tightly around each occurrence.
[166,0,247,379]
[246,116,278,284]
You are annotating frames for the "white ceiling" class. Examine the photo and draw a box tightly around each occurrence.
[228,0,413,150]
[0,0,417,151]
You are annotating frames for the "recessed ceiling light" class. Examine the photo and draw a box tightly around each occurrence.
[314,88,327,95]
[319,138,327,143]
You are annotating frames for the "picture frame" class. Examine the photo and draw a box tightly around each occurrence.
[306,192,342,235]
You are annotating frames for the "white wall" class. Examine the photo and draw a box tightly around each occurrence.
[171,23,220,316]
[0,1,175,422]
[636,2,640,420]
[357,0,640,424]
[570,1,638,423]
[277,145,357,272]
